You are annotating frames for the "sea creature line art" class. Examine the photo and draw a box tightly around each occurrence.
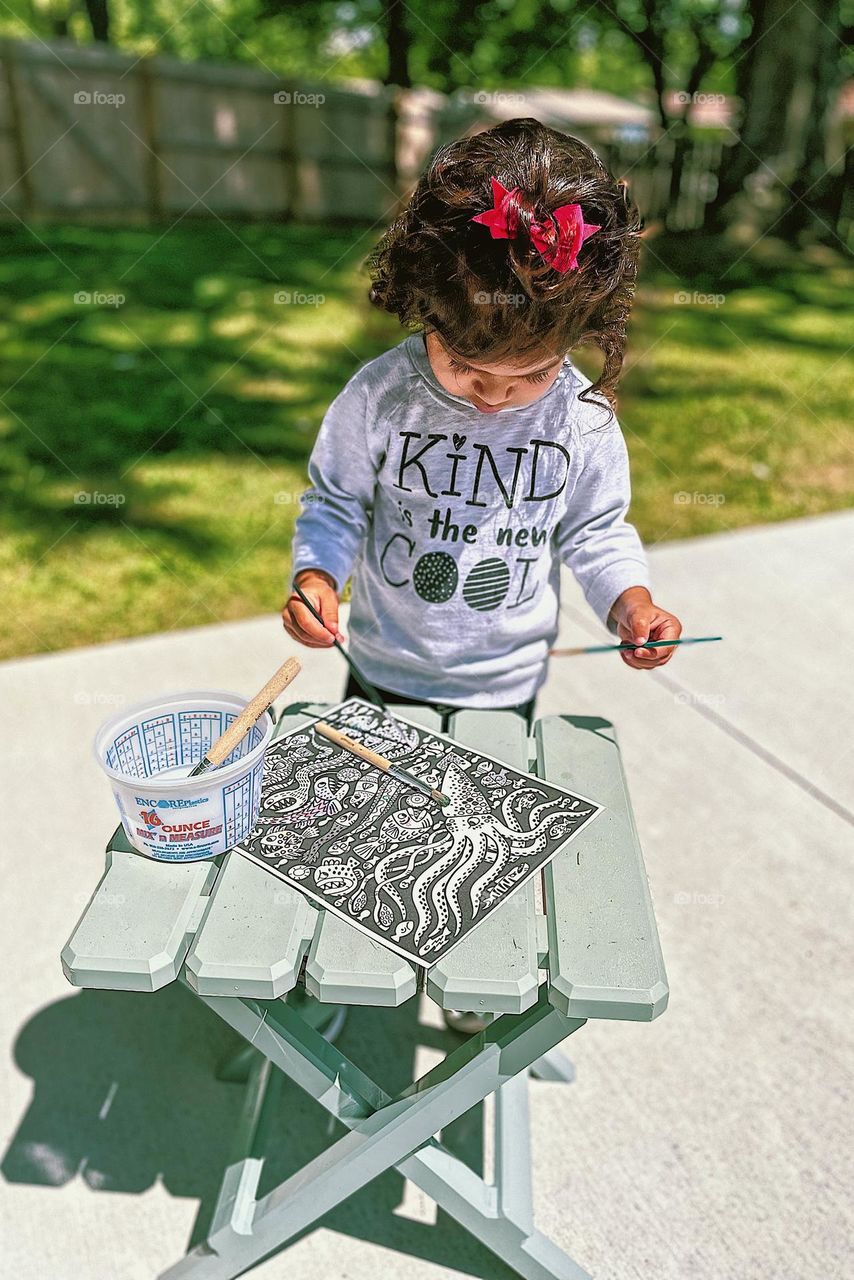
[234,698,602,966]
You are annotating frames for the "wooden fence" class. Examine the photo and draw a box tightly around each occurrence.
[0,38,422,222]
[598,133,729,230]
[0,36,722,230]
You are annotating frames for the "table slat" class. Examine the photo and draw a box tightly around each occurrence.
[279,702,427,1007]
[537,715,669,1021]
[304,913,418,1006]
[185,851,318,998]
[61,848,217,992]
[426,710,540,1015]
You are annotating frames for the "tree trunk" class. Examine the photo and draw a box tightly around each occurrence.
[384,0,411,89]
[382,0,411,207]
[777,2,845,238]
[665,39,717,228]
[710,0,842,237]
[666,130,689,226]
[84,0,110,42]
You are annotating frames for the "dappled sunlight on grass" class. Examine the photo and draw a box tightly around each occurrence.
[1,220,851,658]
[610,237,853,544]
[0,219,394,658]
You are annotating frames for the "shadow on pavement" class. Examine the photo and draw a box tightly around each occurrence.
[4,982,519,1279]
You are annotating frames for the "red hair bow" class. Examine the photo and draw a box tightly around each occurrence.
[470,176,601,273]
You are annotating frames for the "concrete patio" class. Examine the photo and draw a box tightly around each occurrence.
[2,510,851,1280]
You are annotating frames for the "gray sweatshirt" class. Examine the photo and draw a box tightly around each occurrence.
[291,333,650,707]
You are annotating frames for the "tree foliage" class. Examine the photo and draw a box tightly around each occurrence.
[0,0,848,237]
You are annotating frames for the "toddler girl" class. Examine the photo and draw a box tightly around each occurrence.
[283,118,682,720]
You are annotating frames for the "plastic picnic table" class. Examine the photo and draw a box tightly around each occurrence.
[61,701,668,1280]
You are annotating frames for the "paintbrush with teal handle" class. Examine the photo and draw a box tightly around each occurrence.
[550,636,723,656]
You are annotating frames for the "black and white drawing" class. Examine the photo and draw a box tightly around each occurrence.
[234,698,602,967]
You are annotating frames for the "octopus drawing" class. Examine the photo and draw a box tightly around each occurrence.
[234,698,601,966]
[390,758,586,951]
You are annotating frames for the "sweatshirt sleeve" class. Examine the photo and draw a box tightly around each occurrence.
[554,415,651,627]
[290,369,382,593]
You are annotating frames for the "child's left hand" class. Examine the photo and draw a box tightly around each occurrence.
[608,587,682,669]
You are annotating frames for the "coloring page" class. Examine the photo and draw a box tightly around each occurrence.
[234,698,602,968]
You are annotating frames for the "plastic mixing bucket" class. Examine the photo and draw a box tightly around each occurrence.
[95,689,274,861]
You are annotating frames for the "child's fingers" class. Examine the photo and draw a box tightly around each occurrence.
[281,603,314,647]
[644,616,682,664]
[289,575,345,639]
[619,617,682,668]
[292,580,349,646]
[620,648,654,669]
[291,603,335,647]
[321,592,340,638]
[616,609,655,661]
[282,598,335,647]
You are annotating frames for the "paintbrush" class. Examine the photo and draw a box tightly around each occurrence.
[314,720,450,807]
[550,636,723,657]
[291,581,386,709]
[188,656,301,777]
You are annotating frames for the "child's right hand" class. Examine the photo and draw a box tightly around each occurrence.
[282,569,345,648]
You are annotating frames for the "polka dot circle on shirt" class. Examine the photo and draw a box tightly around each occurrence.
[412,551,458,603]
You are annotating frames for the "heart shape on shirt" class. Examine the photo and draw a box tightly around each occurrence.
[452,434,466,452]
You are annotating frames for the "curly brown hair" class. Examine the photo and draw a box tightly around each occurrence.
[366,117,642,408]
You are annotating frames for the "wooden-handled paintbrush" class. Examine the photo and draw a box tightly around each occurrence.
[188,656,301,776]
[314,720,450,806]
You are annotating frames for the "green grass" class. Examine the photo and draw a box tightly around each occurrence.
[1,222,851,660]
[613,235,852,546]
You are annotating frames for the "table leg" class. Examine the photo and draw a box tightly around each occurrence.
[495,1070,534,1234]
[530,1048,576,1083]
[159,984,589,1280]
[208,1055,281,1238]
[398,1142,590,1280]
